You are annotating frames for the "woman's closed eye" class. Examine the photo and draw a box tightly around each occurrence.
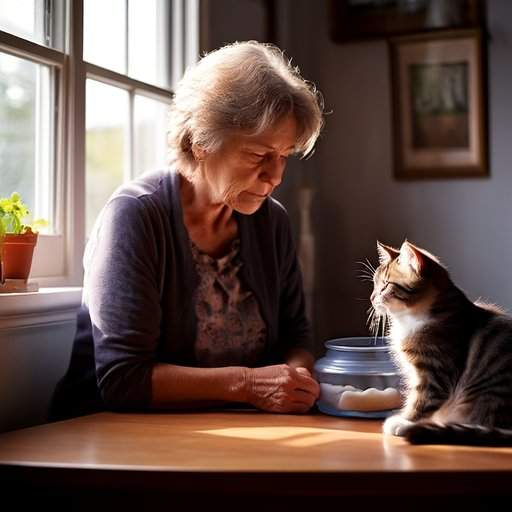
[247,152,266,163]
[248,152,290,164]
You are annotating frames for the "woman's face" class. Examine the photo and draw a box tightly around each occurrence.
[198,115,298,215]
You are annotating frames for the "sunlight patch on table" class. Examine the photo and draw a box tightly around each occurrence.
[196,426,383,446]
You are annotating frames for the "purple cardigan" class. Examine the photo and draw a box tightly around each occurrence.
[50,169,312,418]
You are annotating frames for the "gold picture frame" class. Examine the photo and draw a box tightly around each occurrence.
[390,29,488,180]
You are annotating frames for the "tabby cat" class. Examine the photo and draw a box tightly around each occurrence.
[370,240,512,445]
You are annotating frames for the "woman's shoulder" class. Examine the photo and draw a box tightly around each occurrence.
[98,168,178,217]
[110,168,175,202]
[88,168,179,239]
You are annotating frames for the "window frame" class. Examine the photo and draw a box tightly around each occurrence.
[0,0,198,287]
[0,28,68,283]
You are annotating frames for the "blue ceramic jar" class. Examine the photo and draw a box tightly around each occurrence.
[314,337,403,419]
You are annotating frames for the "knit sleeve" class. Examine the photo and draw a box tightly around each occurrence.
[84,195,162,409]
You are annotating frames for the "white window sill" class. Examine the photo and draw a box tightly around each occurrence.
[0,287,83,330]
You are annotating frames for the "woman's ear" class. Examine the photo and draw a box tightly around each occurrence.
[191,143,206,162]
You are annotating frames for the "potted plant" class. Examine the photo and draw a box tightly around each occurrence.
[0,192,47,284]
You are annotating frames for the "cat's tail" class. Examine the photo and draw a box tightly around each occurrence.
[405,422,512,446]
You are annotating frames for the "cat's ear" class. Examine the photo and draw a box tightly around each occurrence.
[377,241,399,265]
[399,241,425,274]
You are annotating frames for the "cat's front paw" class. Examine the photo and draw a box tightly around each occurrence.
[383,414,414,437]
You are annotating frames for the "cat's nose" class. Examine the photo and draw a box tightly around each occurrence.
[371,291,377,303]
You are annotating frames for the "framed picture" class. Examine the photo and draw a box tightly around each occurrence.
[390,29,488,179]
[330,0,484,43]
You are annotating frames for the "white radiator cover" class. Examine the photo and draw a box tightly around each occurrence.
[0,288,82,432]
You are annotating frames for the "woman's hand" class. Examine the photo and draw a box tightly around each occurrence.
[244,364,320,413]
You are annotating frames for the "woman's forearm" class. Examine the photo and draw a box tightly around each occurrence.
[151,359,320,413]
[150,363,248,409]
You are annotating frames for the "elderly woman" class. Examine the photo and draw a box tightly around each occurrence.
[50,41,324,420]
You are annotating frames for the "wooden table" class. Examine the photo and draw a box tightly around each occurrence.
[1,410,511,510]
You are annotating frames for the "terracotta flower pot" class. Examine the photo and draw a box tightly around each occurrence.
[0,230,38,282]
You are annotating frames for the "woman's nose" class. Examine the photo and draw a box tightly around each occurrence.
[260,155,285,187]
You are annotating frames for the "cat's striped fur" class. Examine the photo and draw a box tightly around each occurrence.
[371,240,512,446]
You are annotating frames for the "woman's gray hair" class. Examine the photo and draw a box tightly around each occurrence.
[168,40,324,179]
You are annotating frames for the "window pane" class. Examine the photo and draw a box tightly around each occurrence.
[86,79,128,237]
[134,94,169,176]
[0,0,65,50]
[83,0,126,73]
[128,0,170,88]
[0,51,54,232]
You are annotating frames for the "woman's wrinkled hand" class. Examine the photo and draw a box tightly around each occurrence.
[244,364,320,413]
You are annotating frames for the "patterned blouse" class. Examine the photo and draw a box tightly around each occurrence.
[190,238,267,367]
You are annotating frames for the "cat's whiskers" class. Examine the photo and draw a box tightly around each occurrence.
[357,260,376,278]
[381,313,388,339]
[372,314,379,341]
[375,315,383,343]
[360,259,387,342]
[356,263,375,282]
[366,300,390,342]
[365,258,376,273]
[367,304,385,341]
[366,306,375,328]
[366,307,374,330]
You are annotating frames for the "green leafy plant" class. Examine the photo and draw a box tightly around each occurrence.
[0,192,48,237]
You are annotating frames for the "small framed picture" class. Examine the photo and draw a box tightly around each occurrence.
[390,29,488,179]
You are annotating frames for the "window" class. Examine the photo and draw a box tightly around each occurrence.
[0,0,198,285]
[85,80,128,236]
[0,0,65,50]
[0,53,55,228]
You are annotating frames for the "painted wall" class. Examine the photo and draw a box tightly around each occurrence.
[201,0,271,50]
[289,0,512,354]
[0,290,81,432]
[200,0,512,354]
[0,321,75,432]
